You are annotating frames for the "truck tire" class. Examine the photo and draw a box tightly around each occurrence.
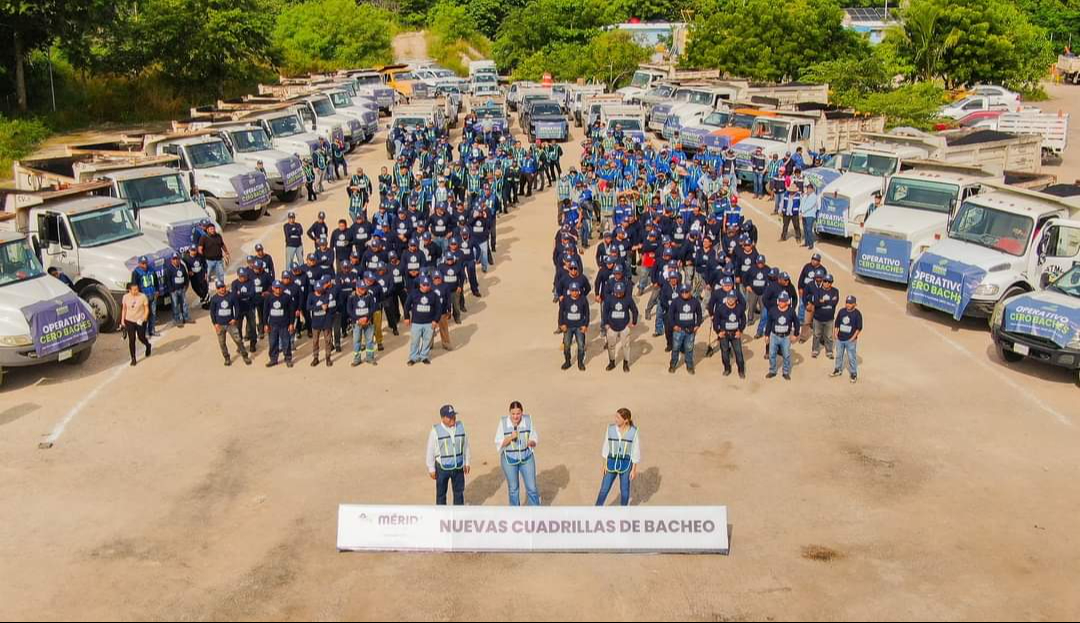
[64,344,93,366]
[205,197,228,227]
[1002,284,1028,303]
[239,209,262,221]
[80,284,119,333]
[997,343,1024,364]
[278,189,300,203]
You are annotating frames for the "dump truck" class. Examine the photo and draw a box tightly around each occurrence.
[1056,54,1080,84]
[0,181,174,332]
[191,103,322,160]
[677,107,780,153]
[617,64,720,103]
[13,150,218,251]
[255,86,363,150]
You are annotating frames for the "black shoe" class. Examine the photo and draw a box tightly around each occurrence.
[129,359,137,367]
[378,344,385,351]
[327,358,333,367]
[623,361,630,372]
[668,364,676,374]
[286,360,294,368]
[392,328,399,336]
[738,370,746,379]
[224,358,232,367]
[765,372,777,379]
[577,361,585,371]
[145,344,151,357]
[407,360,416,366]
[850,374,858,383]
[311,358,320,367]
[723,368,732,376]
[422,358,431,365]
[705,347,714,357]
[830,369,842,377]
[783,373,791,380]
[687,366,695,375]
[561,360,572,371]
[664,345,672,353]
[606,360,616,371]
[266,361,277,368]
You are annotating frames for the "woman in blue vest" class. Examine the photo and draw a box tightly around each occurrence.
[595,408,641,506]
[495,401,540,506]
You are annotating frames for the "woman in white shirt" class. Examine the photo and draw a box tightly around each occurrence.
[494,401,540,506]
[596,408,640,506]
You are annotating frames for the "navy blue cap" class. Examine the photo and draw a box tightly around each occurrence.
[779,272,790,281]
[568,282,582,292]
[237,268,250,278]
[138,255,149,264]
[778,292,792,302]
[613,281,627,295]
[613,264,625,275]
[280,270,291,279]
[254,243,264,251]
[306,253,317,261]
[318,211,326,218]
[846,295,857,304]
[721,276,734,287]
[678,283,692,294]
[271,280,283,289]
[756,254,766,264]
[215,280,226,288]
[825,274,835,283]
[440,404,457,418]
[811,252,822,261]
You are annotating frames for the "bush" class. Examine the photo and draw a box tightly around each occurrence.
[427,1,493,76]
[855,82,949,130]
[273,0,395,76]
[0,116,52,180]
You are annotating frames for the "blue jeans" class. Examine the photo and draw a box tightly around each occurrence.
[836,339,858,375]
[654,309,665,336]
[596,469,631,506]
[170,290,189,323]
[802,216,816,248]
[774,191,785,213]
[146,295,158,335]
[798,299,807,326]
[476,241,490,272]
[768,334,792,375]
[206,259,226,284]
[352,322,376,361]
[753,172,764,196]
[670,329,696,368]
[285,246,304,271]
[409,322,433,362]
[755,306,769,338]
[502,454,540,506]
[268,324,292,363]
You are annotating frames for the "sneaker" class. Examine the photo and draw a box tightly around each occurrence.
[811,351,819,358]
[850,374,858,383]
[326,358,333,367]
[577,361,585,371]
[606,360,616,371]
[705,347,714,358]
[687,366,695,375]
[351,359,362,367]
[738,370,746,379]
[392,328,399,336]
[664,345,672,353]
[765,372,777,379]
[311,358,320,367]
[368,359,378,366]
[623,361,630,373]
[286,360,294,368]
[378,344,385,351]
[782,373,791,380]
[243,357,252,366]
[422,358,431,365]
[266,361,277,368]
[224,358,232,367]
[830,369,842,378]
[668,365,676,374]
[407,360,416,366]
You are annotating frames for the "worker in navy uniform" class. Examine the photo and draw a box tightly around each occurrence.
[766,291,799,380]
[559,282,590,371]
[832,295,863,383]
[806,272,838,356]
[307,211,329,244]
[250,259,273,337]
[710,292,747,378]
[596,408,640,507]
[430,270,454,351]
[331,219,355,267]
[315,236,334,271]
[283,212,305,270]
[668,283,703,375]
[307,277,335,367]
[183,247,209,309]
[231,268,259,353]
[347,276,379,366]
[797,252,825,326]
[404,276,439,365]
[263,280,295,367]
[436,252,464,324]
[495,401,540,506]
[426,404,471,506]
[209,280,251,366]
[130,255,161,337]
[253,243,275,278]
[163,253,191,327]
[602,280,638,372]
[744,254,769,324]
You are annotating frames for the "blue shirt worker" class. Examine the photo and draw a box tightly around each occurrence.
[347,277,379,366]
[710,291,747,378]
[766,292,800,380]
[163,253,191,327]
[559,283,590,371]
[426,404,471,506]
[208,280,251,366]
[307,279,335,367]
[595,408,640,507]
[806,274,839,359]
[404,276,439,366]
[667,284,703,375]
[495,401,540,506]
[602,281,639,372]
[283,212,304,269]
[262,280,295,368]
[832,295,863,383]
[130,255,161,337]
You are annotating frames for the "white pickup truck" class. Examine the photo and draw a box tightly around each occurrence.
[0,181,174,332]
[907,183,1080,320]
[599,104,647,144]
[0,221,97,388]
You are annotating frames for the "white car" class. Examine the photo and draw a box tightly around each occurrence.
[970,85,1021,107]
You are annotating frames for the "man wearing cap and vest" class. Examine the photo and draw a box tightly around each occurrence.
[495,402,540,506]
[596,407,639,506]
[832,295,863,383]
[426,404,471,505]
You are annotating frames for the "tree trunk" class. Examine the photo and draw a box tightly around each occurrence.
[14,30,28,112]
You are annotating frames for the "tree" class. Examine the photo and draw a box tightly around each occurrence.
[512,30,650,89]
[1015,0,1080,53]
[273,0,394,75]
[492,0,611,71]
[889,0,1055,89]
[682,0,869,82]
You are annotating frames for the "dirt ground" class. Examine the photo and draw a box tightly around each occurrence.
[1,86,1079,621]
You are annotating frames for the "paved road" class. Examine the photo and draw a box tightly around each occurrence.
[1,114,1078,620]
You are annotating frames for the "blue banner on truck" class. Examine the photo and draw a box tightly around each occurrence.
[276,156,305,192]
[855,234,912,283]
[230,172,270,210]
[20,293,97,357]
[907,252,986,320]
[802,167,842,194]
[816,193,849,236]
[1002,295,1080,348]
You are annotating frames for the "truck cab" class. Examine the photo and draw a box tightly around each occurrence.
[568,85,606,126]
[296,94,363,151]
[599,105,647,143]
[506,82,538,112]
[940,94,1019,120]
[662,102,715,143]
[245,108,323,158]
[648,85,739,134]
[991,262,1080,384]
[2,182,174,332]
[0,223,97,386]
[677,108,775,153]
[344,70,397,113]
[853,168,997,283]
[520,98,569,142]
[617,68,668,103]
[147,134,272,225]
[198,123,306,202]
[907,183,1080,319]
[323,88,379,140]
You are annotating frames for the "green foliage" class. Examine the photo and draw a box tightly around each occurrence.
[1014,0,1080,53]
[492,0,611,71]
[511,30,650,89]
[273,0,395,75]
[0,115,52,177]
[854,82,949,130]
[683,0,869,82]
[426,1,492,75]
[801,55,893,108]
[461,0,527,39]
[888,0,1055,89]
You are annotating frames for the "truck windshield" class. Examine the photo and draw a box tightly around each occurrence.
[312,99,336,117]
[732,114,758,129]
[609,119,642,131]
[0,238,45,287]
[354,75,381,86]
[885,179,958,214]
[1047,266,1080,298]
[230,129,273,153]
[751,119,790,142]
[629,71,655,89]
[848,152,899,177]
[476,106,504,118]
[949,201,1033,256]
[702,112,731,127]
[685,91,714,106]
[329,92,353,108]
[188,141,235,168]
[268,115,303,137]
[119,174,190,209]
[395,117,426,128]
[531,103,562,115]
[69,205,141,248]
[651,85,675,98]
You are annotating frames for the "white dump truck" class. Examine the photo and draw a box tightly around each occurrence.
[0,212,97,388]
[617,64,720,104]
[907,183,1080,320]
[599,104,647,143]
[191,103,322,160]
[814,128,1043,239]
[0,181,174,332]
[13,151,218,252]
[254,86,362,151]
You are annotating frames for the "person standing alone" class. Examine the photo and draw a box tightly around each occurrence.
[426,405,471,505]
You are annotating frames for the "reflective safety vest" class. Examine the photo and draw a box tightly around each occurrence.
[501,415,534,465]
[435,422,467,471]
[605,424,637,474]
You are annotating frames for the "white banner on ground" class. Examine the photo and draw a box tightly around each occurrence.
[337,505,729,554]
